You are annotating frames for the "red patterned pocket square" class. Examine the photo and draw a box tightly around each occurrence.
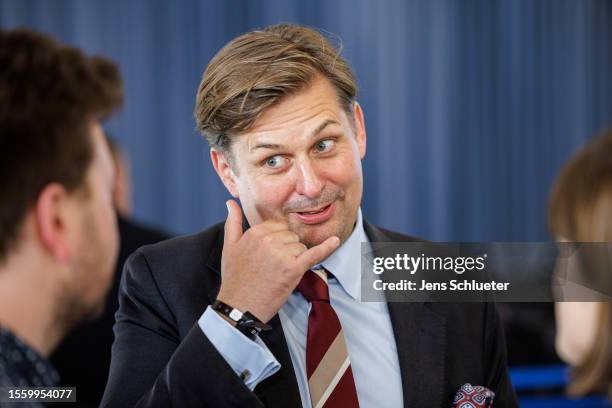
[452,383,495,408]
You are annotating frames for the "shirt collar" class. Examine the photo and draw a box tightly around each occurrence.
[0,325,59,387]
[318,208,368,300]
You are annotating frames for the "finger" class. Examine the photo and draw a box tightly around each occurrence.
[267,230,300,244]
[224,199,244,245]
[251,219,290,235]
[259,219,290,231]
[296,236,341,270]
[284,242,308,257]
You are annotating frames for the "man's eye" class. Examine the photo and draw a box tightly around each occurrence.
[264,155,284,168]
[315,139,335,152]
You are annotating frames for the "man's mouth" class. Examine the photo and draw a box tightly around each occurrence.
[299,205,329,214]
[292,202,335,225]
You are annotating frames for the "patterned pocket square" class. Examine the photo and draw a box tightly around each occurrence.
[452,383,495,408]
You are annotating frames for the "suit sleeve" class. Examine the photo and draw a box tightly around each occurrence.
[101,250,265,408]
[483,302,519,408]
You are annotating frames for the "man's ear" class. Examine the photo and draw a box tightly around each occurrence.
[353,102,367,159]
[34,183,72,263]
[210,148,239,198]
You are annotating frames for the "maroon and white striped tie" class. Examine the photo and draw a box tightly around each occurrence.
[297,268,360,408]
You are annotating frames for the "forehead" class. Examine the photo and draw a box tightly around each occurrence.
[238,76,347,150]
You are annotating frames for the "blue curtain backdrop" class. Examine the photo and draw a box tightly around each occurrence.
[2,0,611,241]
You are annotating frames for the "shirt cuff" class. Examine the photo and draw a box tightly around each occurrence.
[198,306,281,390]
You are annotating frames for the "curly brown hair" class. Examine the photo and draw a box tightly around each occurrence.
[0,28,123,261]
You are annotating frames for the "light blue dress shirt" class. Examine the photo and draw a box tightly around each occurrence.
[199,209,404,407]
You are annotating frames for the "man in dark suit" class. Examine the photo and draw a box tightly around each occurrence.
[103,24,518,407]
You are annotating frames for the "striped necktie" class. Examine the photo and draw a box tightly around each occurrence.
[297,268,360,408]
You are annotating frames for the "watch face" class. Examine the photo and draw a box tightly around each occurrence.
[240,319,256,328]
[229,309,244,321]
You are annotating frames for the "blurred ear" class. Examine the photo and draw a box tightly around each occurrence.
[34,183,74,263]
[210,148,239,198]
[353,102,367,159]
[112,151,133,216]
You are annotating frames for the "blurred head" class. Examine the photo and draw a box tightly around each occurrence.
[549,129,612,398]
[0,29,123,326]
[195,24,366,247]
[106,135,134,217]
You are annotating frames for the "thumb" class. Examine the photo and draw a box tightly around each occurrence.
[224,199,244,245]
[297,236,341,271]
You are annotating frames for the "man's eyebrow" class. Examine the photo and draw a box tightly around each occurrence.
[249,119,341,153]
[311,119,340,138]
[250,142,282,152]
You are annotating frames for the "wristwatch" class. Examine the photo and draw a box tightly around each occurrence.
[212,300,272,340]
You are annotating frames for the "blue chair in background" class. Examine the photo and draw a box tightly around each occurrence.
[510,365,611,407]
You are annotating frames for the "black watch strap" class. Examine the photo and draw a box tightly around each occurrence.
[212,300,272,340]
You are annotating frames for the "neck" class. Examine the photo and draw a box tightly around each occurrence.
[0,247,67,357]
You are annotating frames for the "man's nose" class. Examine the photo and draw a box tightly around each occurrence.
[294,159,324,199]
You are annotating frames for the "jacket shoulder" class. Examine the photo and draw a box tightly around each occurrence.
[124,222,225,297]
[135,222,224,265]
[364,220,424,242]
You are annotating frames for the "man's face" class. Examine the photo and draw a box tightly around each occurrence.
[213,75,366,247]
[66,123,119,321]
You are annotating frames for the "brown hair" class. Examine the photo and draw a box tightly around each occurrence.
[0,28,123,261]
[549,129,612,398]
[195,24,357,153]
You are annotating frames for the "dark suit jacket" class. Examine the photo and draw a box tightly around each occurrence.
[51,216,169,407]
[102,220,518,408]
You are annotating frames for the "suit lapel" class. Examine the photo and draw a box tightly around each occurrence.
[385,301,447,407]
[364,221,447,408]
[206,221,302,408]
[253,316,302,407]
